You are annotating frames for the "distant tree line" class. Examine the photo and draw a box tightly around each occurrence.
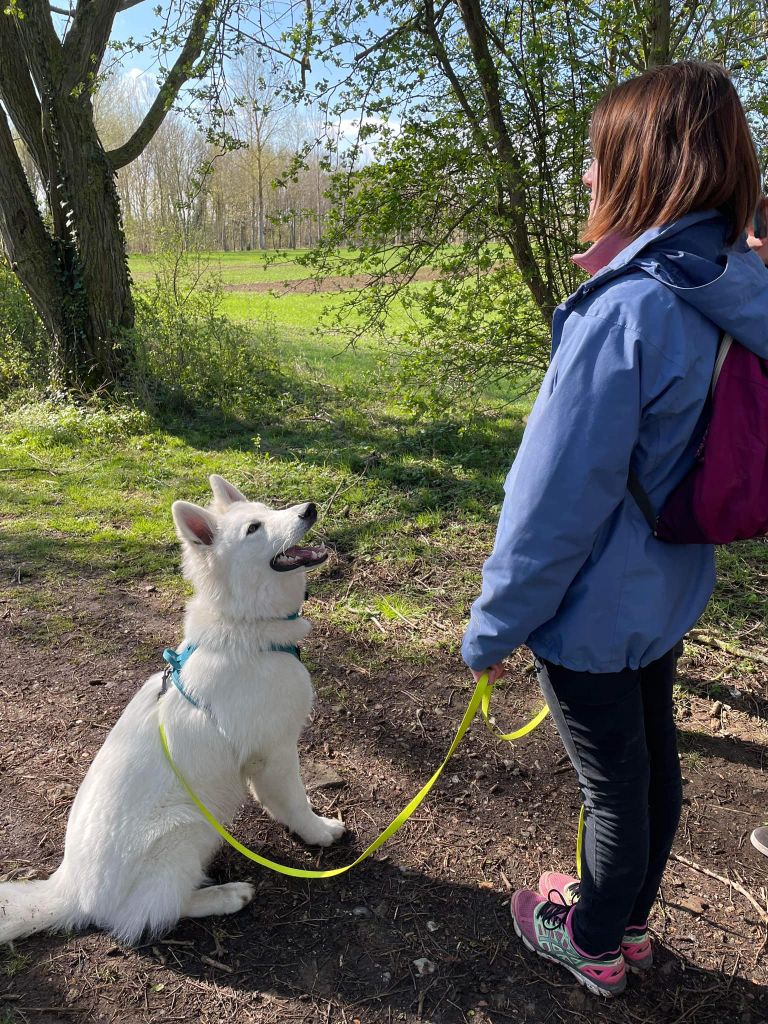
[94,52,335,254]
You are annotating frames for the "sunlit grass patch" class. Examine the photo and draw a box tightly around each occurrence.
[0,946,31,977]
[219,284,425,336]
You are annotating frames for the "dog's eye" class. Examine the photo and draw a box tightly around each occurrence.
[246,522,261,535]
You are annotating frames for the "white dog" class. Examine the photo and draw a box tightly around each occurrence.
[0,475,345,945]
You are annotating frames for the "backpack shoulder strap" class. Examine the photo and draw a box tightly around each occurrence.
[711,333,733,395]
[627,469,656,532]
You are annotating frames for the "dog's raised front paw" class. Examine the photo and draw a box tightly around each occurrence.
[296,814,346,847]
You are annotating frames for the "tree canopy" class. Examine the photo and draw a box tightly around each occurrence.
[291,0,768,401]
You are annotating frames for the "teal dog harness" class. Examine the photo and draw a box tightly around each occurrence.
[160,614,302,709]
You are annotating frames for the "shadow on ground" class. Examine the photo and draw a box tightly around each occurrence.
[4,858,766,1024]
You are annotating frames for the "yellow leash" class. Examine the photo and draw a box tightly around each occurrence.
[480,679,550,740]
[160,673,585,879]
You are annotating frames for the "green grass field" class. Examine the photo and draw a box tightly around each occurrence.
[129,248,405,285]
[219,286,425,335]
[130,249,323,284]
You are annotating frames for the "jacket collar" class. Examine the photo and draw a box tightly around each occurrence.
[564,209,723,311]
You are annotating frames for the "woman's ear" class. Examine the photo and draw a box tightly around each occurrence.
[172,501,218,546]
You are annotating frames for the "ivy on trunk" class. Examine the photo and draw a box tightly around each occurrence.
[0,0,220,390]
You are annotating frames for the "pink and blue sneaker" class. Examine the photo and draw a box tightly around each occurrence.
[538,871,653,972]
[510,888,627,997]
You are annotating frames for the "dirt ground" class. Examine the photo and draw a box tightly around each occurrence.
[221,268,443,293]
[1,569,767,1024]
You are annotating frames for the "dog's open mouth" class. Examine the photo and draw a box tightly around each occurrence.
[270,544,329,573]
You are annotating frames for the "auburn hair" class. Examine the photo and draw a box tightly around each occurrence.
[586,61,760,245]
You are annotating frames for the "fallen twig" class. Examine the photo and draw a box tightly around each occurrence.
[671,993,716,1024]
[13,1008,84,1014]
[671,853,768,923]
[686,630,768,668]
[200,955,233,973]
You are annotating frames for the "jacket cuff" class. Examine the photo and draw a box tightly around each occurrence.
[461,631,498,672]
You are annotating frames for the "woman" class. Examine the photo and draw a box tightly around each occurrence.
[462,61,768,997]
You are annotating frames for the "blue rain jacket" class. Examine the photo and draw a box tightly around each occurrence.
[462,210,768,673]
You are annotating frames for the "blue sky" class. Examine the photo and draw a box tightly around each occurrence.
[110,5,182,78]
[103,3,343,84]
[90,3,397,154]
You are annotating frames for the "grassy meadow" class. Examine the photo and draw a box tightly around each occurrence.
[0,250,529,667]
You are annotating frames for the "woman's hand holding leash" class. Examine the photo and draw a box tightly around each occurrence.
[472,663,506,685]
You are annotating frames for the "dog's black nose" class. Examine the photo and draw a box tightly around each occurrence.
[298,502,317,522]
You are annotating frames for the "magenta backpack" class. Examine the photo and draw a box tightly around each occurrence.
[629,334,768,544]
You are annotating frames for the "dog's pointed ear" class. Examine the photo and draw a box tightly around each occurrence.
[209,474,247,508]
[172,501,218,547]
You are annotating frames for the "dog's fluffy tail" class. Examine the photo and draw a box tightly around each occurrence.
[0,873,68,944]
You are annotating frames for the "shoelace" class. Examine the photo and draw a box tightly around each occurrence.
[547,881,581,906]
[539,900,571,930]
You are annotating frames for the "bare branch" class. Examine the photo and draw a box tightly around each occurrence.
[670,0,703,52]
[106,0,219,169]
[224,23,313,71]
[421,0,491,157]
[300,0,312,87]
[354,10,425,63]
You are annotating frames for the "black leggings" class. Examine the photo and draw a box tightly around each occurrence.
[537,650,683,956]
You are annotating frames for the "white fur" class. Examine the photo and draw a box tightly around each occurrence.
[0,475,344,946]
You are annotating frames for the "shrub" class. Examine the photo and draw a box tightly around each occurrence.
[391,263,549,414]
[3,392,151,447]
[0,261,49,395]
[130,239,284,420]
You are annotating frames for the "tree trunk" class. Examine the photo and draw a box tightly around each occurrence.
[0,96,133,389]
[0,11,133,390]
[0,0,219,392]
[53,97,135,387]
[646,0,671,67]
[257,146,266,251]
